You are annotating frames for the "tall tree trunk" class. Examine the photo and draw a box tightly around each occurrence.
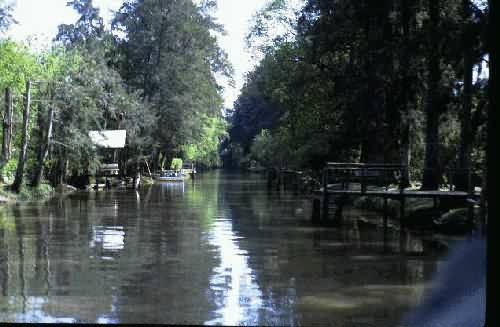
[421,0,441,190]
[456,0,473,191]
[12,81,31,193]
[2,87,13,164]
[32,107,54,188]
[486,0,497,323]
[399,0,412,187]
[360,8,387,164]
[383,0,401,164]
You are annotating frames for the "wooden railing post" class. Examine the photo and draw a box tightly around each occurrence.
[322,167,329,221]
[448,168,453,191]
[361,166,366,194]
[467,168,473,195]
[385,168,389,191]
[399,167,404,192]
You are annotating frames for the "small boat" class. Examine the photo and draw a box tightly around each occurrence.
[154,170,186,182]
[156,175,185,182]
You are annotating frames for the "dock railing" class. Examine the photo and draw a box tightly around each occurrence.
[323,162,408,194]
[315,162,479,226]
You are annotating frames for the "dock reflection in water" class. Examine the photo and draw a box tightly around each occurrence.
[0,171,451,325]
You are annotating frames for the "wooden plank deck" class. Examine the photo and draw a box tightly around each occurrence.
[313,188,479,198]
[320,189,478,198]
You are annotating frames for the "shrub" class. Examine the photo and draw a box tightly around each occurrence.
[171,158,183,171]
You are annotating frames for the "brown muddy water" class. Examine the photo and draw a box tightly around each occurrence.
[0,171,454,325]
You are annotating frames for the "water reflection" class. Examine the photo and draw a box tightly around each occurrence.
[90,226,125,253]
[0,172,458,325]
[205,217,262,326]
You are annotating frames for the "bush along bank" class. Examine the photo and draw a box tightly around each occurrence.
[0,182,74,204]
[352,196,480,235]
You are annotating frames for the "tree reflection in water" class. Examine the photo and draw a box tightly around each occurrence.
[0,172,459,325]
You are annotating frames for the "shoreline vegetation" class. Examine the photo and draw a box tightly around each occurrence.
[0,1,229,198]
[0,182,56,203]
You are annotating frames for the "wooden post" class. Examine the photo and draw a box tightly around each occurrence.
[322,168,329,221]
[312,198,321,224]
[383,196,388,229]
[133,171,141,189]
[335,195,345,224]
[385,169,389,191]
[467,201,475,236]
[467,168,473,195]
[113,112,125,163]
[12,81,31,193]
[191,162,196,180]
[399,167,406,192]
[361,167,367,194]
[448,169,453,191]
[2,87,13,163]
[94,168,100,190]
[400,196,406,228]
[144,159,152,177]
[383,220,389,254]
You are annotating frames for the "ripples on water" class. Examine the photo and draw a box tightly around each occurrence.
[0,171,450,325]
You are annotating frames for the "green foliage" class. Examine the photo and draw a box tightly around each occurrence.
[0,158,16,181]
[182,116,228,168]
[55,0,105,47]
[113,0,232,166]
[226,0,489,189]
[0,209,15,231]
[170,158,183,171]
[0,40,39,90]
[249,129,283,168]
[0,182,54,202]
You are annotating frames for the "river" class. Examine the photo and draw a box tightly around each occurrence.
[0,171,453,325]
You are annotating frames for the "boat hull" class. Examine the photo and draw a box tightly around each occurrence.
[155,176,185,182]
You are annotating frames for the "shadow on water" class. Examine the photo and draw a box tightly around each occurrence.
[0,171,455,325]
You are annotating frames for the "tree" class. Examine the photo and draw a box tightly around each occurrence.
[421,0,444,190]
[0,0,14,33]
[485,0,497,322]
[227,0,488,193]
[11,81,31,193]
[55,0,105,47]
[112,0,232,169]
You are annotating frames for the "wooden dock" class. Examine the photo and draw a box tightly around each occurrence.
[311,162,482,229]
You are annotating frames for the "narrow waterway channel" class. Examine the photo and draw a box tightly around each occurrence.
[0,171,453,325]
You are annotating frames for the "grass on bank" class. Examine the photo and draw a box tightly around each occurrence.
[0,182,55,203]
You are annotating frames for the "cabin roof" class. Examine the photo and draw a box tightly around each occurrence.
[88,130,126,149]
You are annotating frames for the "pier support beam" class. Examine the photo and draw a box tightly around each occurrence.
[322,192,329,221]
[312,198,321,224]
[400,197,406,228]
[383,197,388,229]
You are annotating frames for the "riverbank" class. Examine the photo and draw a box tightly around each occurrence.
[0,182,78,204]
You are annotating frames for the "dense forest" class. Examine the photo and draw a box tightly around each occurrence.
[0,0,494,194]
[225,0,491,192]
[0,0,230,192]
